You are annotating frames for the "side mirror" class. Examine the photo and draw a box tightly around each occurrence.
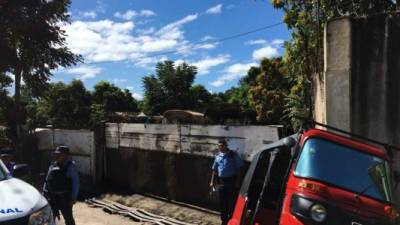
[13,164,30,179]
[283,137,297,148]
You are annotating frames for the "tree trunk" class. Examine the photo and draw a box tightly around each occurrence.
[14,66,22,139]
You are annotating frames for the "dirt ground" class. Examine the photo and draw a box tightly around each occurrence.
[55,202,143,225]
[56,194,220,225]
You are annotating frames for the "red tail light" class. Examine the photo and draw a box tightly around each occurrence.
[384,205,399,221]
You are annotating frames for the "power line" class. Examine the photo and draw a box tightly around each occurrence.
[79,22,284,66]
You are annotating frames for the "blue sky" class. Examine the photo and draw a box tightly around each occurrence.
[54,0,290,100]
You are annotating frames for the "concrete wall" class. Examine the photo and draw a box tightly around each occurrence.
[313,73,326,125]
[35,129,96,181]
[323,18,353,131]
[104,123,280,208]
[320,14,400,203]
[105,123,280,160]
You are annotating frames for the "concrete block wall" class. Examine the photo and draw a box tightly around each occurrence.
[319,14,400,203]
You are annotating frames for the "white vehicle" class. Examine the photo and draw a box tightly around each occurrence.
[0,160,55,225]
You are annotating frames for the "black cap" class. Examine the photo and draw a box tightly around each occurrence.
[54,146,70,154]
[218,139,227,145]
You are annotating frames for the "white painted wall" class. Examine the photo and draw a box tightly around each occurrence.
[35,128,95,179]
[105,123,280,161]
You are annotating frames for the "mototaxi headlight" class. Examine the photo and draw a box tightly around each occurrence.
[310,204,327,222]
[28,204,54,225]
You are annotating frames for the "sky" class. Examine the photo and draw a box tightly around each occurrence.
[54,0,290,100]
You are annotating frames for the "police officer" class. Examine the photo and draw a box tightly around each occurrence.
[43,146,79,225]
[210,139,244,225]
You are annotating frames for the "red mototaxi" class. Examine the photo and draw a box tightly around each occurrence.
[229,128,399,225]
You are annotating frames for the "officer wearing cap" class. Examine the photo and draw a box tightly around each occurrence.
[43,146,79,225]
[210,139,244,225]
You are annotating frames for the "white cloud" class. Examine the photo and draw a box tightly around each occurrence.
[114,9,156,20]
[81,11,97,19]
[50,78,64,83]
[64,20,137,62]
[201,36,214,41]
[72,1,107,20]
[211,62,257,87]
[134,55,168,69]
[192,55,230,75]
[126,86,143,100]
[137,27,155,35]
[140,10,156,17]
[132,93,143,100]
[66,66,102,81]
[114,10,137,20]
[271,39,284,46]
[157,14,198,35]
[63,13,201,68]
[111,78,127,84]
[194,43,217,50]
[252,46,279,60]
[206,4,223,14]
[246,39,267,45]
[246,39,284,47]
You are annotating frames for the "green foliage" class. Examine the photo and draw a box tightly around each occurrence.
[45,80,92,128]
[142,61,198,115]
[21,80,91,129]
[270,0,395,130]
[0,0,81,93]
[189,84,213,112]
[224,66,260,110]
[142,75,165,115]
[22,80,140,129]
[248,58,289,124]
[92,81,138,114]
[90,104,107,126]
[0,0,81,138]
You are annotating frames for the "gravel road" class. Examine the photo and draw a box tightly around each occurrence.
[55,194,220,225]
[55,202,143,225]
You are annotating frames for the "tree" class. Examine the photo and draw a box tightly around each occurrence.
[91,81,138,124]
[271,0,395,130]
[42,80,91,128]
[224,66,260,110]
[142,61,197,115]
[249,58,289,124]
[189,84,212,112]
[0,0,81,137]
[92,81,138,113]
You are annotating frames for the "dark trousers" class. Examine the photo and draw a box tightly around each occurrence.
[47,193,76,225]
[218,177,237,225]
[58,200,75,225]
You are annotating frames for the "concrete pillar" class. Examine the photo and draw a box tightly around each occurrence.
[323,18,352,132]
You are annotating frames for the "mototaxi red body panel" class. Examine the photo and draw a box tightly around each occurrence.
[229,128,395,225]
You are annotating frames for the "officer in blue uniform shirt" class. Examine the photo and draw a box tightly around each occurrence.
[43,146,79,225]
[210,139,244,225]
